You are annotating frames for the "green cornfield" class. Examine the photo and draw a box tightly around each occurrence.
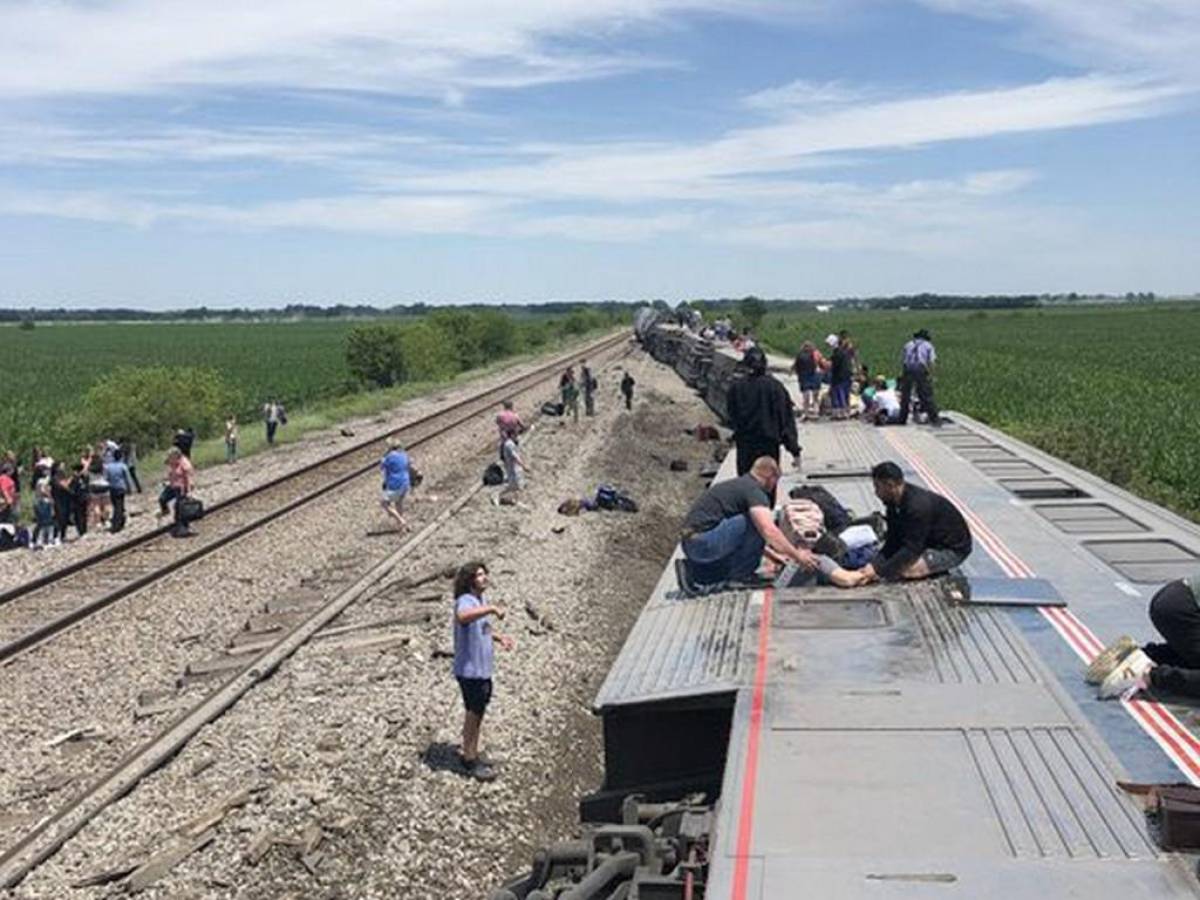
[0,312,604,463]
[759,304,1200,523]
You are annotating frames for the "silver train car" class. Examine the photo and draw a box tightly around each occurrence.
[492,323,1200,899]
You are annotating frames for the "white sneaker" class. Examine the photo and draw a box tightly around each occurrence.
[1085,635,1139,684]
[1098,649,1154,700]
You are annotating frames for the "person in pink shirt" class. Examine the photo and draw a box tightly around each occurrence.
[495,400,525,457]
[158,447,194,525]
[0,464,16,524]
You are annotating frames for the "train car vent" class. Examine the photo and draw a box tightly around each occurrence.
[1084,539,1200,583]
[999,477,1089,499]
[773,596,888,629]
[1036,503,1148,535]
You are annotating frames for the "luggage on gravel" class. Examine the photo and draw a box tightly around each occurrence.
[177,496,205,523]
[541,401,565,417]
[483,462,505,486]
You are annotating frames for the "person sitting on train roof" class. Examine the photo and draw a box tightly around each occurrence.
[1089,575,1200,700]
[679,456,819,589]
[856,461,972,582]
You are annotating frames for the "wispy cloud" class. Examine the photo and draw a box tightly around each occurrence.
[0,0,791,100]
[385,74,1183,204]
[916,1,1200,79]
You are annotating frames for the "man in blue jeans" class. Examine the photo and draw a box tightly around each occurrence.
[680,457,819,588]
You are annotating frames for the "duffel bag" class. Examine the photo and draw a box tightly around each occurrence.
[177,496,205,523]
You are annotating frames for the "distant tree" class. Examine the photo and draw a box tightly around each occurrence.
[18,318,34,331]
[739,295,767,329]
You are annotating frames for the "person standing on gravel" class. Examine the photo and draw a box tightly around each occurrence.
[581,359,597,416]
[452,562,514,781]
[495,400,525,457]
[104,449,133,534]
[620,371,635,410]
[120,438,142,493]
[560,367,580,424]
[158,447,194,527]
[500,435,529,495]
[380,440,416,533]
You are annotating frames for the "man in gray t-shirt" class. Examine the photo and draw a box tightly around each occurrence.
[500,437,528,493]
[680,457,818,587]
[451,563,514,781]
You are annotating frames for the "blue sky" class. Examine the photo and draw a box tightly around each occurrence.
[1,0,1198,307]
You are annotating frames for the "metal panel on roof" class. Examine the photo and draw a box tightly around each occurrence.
[593,591,750,710]
[1037,503,1148,534]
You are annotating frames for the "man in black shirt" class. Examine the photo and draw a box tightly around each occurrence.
[726,347,801,476]
[680,457,818,587]
[858,461,972,582]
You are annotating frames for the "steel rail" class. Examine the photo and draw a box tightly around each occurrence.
[0,331,629,665]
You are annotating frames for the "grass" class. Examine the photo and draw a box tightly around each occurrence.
[5,328,614,521]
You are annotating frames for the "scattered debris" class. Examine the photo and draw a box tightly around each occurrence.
[123,828,218,894]
[44,726,105,749]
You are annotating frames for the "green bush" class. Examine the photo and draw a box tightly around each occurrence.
[428,309,484,370]
[68,366,238,450]
[346,323,407,387]
[399,322,458,382]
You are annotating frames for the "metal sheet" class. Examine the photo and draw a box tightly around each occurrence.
[958,576,1066,608]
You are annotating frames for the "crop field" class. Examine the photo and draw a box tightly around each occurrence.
[760,304,1200,523]
[2,320,359,455]
[0,312,602,464]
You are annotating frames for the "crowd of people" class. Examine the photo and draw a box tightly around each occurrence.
[787,328,941,426]
[0,398,290,551]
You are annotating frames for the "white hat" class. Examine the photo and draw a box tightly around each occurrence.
[825,333,839,347]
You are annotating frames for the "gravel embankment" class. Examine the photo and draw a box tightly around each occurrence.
[0,337,618,596]
[7,347,718,899]
[0,341,629,855]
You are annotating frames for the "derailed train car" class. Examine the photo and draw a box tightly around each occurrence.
[492,319,1200,899]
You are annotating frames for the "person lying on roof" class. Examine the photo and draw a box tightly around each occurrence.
[1089,574,1200,700]
[857,461,972,583]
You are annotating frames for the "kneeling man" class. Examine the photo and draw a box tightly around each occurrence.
[858,461,972,582]
[680,457,818,588]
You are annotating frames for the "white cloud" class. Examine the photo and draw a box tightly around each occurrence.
[385,74,1182,204]
[916,1,1200,79]
[0,0,791,99]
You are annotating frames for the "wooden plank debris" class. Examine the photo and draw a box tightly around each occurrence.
[123,828,217,894]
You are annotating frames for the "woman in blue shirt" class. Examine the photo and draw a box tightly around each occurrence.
[379,441,418,532]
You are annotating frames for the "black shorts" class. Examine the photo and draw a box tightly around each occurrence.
[457,677,493,715]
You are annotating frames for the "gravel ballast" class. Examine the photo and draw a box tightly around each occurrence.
[6,347,720,899]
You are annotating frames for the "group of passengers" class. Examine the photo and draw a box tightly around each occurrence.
[0,439,146,549]
[701,330,1200,710]
[790,329,940,426]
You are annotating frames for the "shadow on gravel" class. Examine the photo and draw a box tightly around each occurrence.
[421,741,469,776]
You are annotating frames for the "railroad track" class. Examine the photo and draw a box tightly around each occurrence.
[0,331,630,666]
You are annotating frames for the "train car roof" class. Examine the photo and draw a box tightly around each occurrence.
[598,342,1200,897]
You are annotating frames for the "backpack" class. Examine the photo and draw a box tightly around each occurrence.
[595,484,619,510]
[779,499,826,548]
[788,485,852,532]
[482,462,505,486]
[541,401,564,417]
